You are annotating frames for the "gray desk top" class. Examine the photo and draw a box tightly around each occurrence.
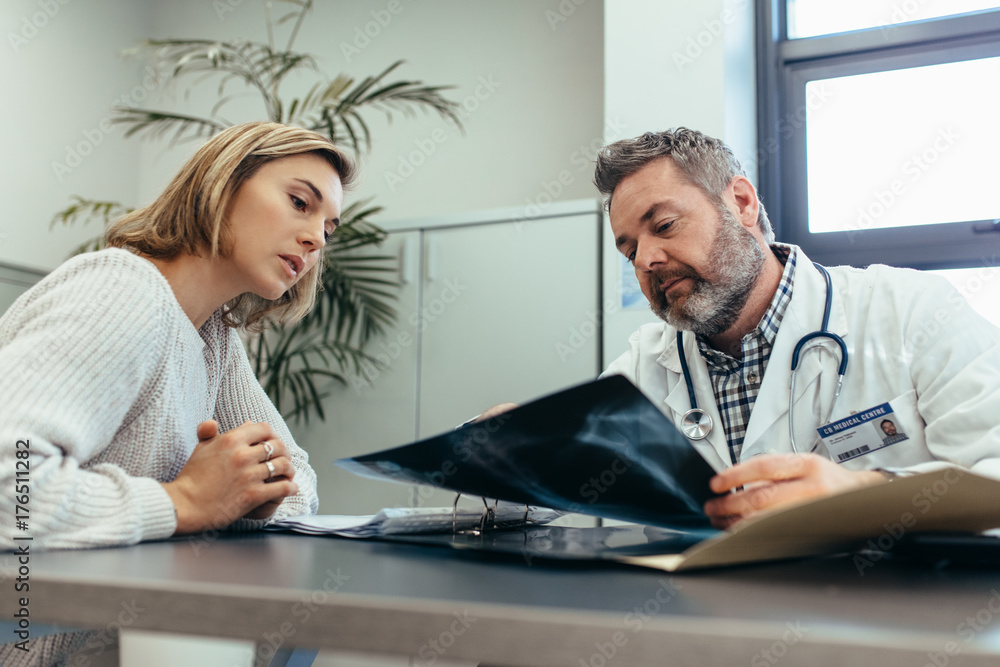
[4,533,1000,666]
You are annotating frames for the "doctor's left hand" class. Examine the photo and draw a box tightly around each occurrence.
[704,453,886,529]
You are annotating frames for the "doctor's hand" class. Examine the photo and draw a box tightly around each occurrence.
[162,420,299,535]
[474,402,519,422]
[703,453,886,530]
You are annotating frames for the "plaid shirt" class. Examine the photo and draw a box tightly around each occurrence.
[696,244,796,464]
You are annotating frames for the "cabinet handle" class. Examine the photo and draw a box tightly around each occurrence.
[426,237,437,283]
[399,237,417,285]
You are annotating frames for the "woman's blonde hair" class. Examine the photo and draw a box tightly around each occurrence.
[106,121,357,331]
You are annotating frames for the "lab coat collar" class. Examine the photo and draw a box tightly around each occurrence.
[658,328,731,468]
[653,245,849,464]
[741,246,850,455]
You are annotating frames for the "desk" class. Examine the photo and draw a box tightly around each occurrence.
[3,533,1000,666]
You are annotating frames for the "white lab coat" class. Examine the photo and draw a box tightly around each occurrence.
[603,245,1000,479]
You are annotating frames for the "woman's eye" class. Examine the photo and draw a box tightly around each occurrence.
[291,196,307,211]
[323,229,331,242]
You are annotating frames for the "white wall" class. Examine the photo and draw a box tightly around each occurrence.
[0,0,152,271]
[1,0,604,270]
[601,0,757,365]
[138,0,605,223]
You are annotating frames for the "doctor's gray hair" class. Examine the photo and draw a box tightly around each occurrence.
[594,128,774,244]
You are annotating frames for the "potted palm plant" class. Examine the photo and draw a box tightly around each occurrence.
[52,0,463,423]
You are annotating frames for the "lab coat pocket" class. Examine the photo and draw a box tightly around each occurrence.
[844,389,931,470]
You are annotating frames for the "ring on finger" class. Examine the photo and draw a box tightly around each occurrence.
[262,440,275,462]
[265,460,276,479]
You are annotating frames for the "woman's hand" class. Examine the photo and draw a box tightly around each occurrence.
[704,453,886,529]
[162,420,299,534]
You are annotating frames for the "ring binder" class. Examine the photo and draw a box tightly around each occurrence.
[452,493,542,535]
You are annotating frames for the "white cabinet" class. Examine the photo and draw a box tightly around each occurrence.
[294,201,603,514]
[295,231,423,514]
[0,263,45,316]
[416,214,600,436]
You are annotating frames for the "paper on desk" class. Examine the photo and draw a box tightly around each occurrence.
[266,503,564,538]
[624,467,1000,571]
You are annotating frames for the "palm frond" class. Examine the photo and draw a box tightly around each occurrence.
[50,196,131,230]
[297,61,464,154]
[250,326,383,424]
[54,3,466,424]
[252,49,317,93]
[50,197,134,256]
[313,257,399,344]
[67,237,108,256]
[285,76,351,126]
[112,108,228,145]
[300,199,400,345]
[324,199,386,249]
[276,0,314,51]
[336,61,463,127]
[274,0,312,26]
[136,38,318,120]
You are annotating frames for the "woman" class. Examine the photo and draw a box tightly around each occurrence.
[0,121,353,552]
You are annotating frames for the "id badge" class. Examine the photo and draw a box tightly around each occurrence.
[817,402,910,463]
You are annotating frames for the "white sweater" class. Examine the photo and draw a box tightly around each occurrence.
[0,248,319,551]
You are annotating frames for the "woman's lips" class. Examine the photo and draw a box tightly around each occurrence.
[279,254,304,277]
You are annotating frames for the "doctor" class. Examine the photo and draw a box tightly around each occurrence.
[595,128,1000,529]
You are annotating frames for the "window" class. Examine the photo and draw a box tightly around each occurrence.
[787,0,1000,39]
[932,267,1000,328]
[756,1,1000,271]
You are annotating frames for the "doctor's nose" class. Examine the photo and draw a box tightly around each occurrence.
[634,240,668,273]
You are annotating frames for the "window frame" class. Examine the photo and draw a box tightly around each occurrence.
[755,2,1000,270]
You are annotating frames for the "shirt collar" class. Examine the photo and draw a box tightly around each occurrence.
[759,243,796,346]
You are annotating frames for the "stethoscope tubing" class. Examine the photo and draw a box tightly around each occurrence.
[677,263,848,454]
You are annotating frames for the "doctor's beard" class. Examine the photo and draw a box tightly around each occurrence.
[648,206,765,337]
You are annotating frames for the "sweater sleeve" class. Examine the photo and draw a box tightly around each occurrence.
[213,326,320,528]
[0,252,178,551]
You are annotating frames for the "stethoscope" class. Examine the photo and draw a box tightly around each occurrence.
[677,263,849,454]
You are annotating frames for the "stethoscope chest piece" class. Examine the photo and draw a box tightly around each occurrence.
[681,408,713,440]
[674,262,848,452]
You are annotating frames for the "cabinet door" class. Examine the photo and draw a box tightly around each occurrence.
[0,264,45,316]
[291,231,423,514]
[417,214,600,438]
[0,282,26,316]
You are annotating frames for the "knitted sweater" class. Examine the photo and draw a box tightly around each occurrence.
[0,248,319,552]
